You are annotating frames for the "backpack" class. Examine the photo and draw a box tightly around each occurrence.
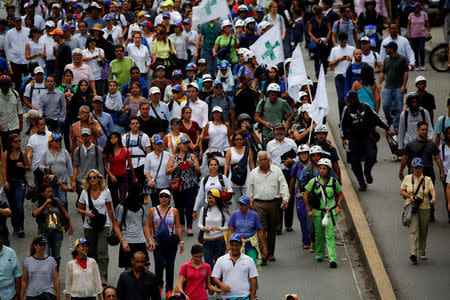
[125,132,146,158]
[336,19,356,35]
[404,109,426,132]
[155,206,173,246]
[203,174,225,190]
[28,80,46,107]
[309,176,338,210]
[230,146,249,186]
[441,115,448,135]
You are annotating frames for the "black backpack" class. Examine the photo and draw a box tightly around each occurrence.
[203,174,225,190]
[404,109,426,132]
[230,146,249,186]
[309,176,338,210]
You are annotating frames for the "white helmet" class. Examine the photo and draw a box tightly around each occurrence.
[297,144,310,154]
[235,19,245,27]
[300,103,311,113]
[238,47,248,56]
[259,21,271,31]
[314,124,328,134]
[298,91,308,100]
[243,50,255,62]
[221,19,233,28]
[244,17,255,27]
[309,145,322,155]
[267,83,281,93]
[318,158,332,169]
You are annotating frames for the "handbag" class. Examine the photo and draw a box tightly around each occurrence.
[171,155,188,193]
[148,152,164,196]
[150,102,169,131]
[118,108,131,127]
[168,40,179,67]
[106,228,120,246]
[87,189,107,230]
[402,176,425,226]
[216,35,233,60]
[230,146,249,186]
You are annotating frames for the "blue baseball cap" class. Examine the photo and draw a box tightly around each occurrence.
[177,136,189,144]
[49,133,62,142]
[61,24,69,32]
[229,233,243,243]
[213,79,223,87]
[105,14,114,21]
[238,195,250,205]
[140,20,152,27]
[182,18,191,25]
[68,21,76,28]
[74,237,89,248]
[172,69,182,77]
[383,41,398,51]
[151,134,163,144]
[186,63,197,71]
[172,84,182,92]
[163,12,171,19]
[218,60,230,69]
[256,6,264,12]
[73,3,82,9]
[104,0,112,6]
[175,21,183,28]
[411,157,424,168]
[345,90,358,100]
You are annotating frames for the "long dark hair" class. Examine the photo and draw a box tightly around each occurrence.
[103,131,124,158]
[360,65,375,86]
[120,183,145,230]
[73,79,93,97]
[207,192,229,216]
[6,133,20,152]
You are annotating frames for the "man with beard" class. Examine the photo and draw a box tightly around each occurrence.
[344,49,367,98]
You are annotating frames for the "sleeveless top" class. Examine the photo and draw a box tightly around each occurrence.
[6,151,26,182]
[153,206,175,241]
[166,132,181,154]
[208,121,229,151]
[227,147,250,187]
[357,85,375,110]
[29,40,46,68]
[172,154,198,190]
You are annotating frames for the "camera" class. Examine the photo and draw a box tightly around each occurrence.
[245,125,253,132]
[412,196,423,213]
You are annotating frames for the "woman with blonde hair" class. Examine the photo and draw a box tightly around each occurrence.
[20,235,60,300]
[77,169,115,285]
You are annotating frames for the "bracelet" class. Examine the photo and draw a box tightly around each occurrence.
[121,241,127,246]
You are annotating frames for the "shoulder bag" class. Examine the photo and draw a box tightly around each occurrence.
[216,35,233,61]
[171,155,188,193]
[230,146,249,186]
[87,189,107,230]
[402,176,424,226]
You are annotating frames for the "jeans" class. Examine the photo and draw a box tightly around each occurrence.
[45,60,56,76]
[53,182,68,211]
[200,48,217,75]
[108,174,128,208]
[153,245,177,291]
[10,62,28,95]
[335,74,346,118]
[283,28,292,58]
[173,187,197,229]
[203,237,226,270]
[33,169,44,188]
[313,43,330,79]
[84,226,109,279]
[382,88,403,131]
[230,186,247,212]
[295,198,310,247]
[410,37,426,67]
[40,230,63,269]
[5,180,26,231]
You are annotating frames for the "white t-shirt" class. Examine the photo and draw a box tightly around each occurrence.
[440,144,450,175]
[82,48,105,80]
[121,132,151,168]
[24,81,46,109]
[103,26,123,45]
[361,51,381,70]
[328,44,356,77]
[126,43,150,74]
[27,131,52,171]
[40,34,57,60]
[78,189,113,229]
[194,175,233,211]
[211,253,258,299]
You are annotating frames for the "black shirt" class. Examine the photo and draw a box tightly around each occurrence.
[234,87,259,119]
[418,91,436,122]
[404,139,439,175]
[55,41,73,84]
[117,270,161,300]
[138,116,164,138]
[0,194,9,236]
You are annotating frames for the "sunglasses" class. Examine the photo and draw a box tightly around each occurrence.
[88,176,98,180]
[14,139,21,143]
[234,138,243,141]
[171,121,181,125]
[160,194,170,198]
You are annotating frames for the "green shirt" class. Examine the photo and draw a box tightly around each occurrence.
[109,57,137,91]
[305,176,343,210]
[215,34,238,64]
[199,21,221,51]
[256,98,292,138]
[381,54,409,89]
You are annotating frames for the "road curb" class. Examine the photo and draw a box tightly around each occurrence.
[326,124,397,300]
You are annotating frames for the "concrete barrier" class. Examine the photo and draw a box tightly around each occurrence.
[326,124,397,300]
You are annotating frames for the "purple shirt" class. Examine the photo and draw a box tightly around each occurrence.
[228,210,262,239]
[408,11,428,38]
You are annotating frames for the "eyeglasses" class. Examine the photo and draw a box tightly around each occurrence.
[88,176,97,180]
[234,138,243,141]
[14,139,21,143]
[160,194,170,198]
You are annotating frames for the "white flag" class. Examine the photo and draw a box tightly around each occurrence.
[250,23,284,68]
[288,44,308,102]
[307,65,329,125]
[192,0,230,26]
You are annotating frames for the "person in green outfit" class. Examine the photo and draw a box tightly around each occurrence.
[303,158,344,268]
[212,20,238,65]
[254,83,293,146]
[108,44,137,92]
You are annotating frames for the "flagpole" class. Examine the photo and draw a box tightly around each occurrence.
[307,80,314,144]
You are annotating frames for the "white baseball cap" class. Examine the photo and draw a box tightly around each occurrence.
[415,75,426,84]
[34,66,45,74]
[187,82,199,90]
[45,21,55,27]
[159,189,171,196]
[150,86,161,94]
[212,106,223,113]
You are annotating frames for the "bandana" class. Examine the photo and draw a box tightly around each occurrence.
[76,255,87,269]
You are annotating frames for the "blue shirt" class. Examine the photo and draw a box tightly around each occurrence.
[121,77,149,99]
[0,57,10,73]
[344,62,366,98]
[0,246,22,300]
[332,19,357,46]
[94,111,115,147]
[228,210,262,240]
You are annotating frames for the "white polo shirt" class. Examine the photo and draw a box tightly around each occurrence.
[211,252,258,299]
[180,98,209,128]
[328,44,356,77]
[266,137,298,170]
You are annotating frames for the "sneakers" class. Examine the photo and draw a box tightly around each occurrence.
[302,245,310,249]
[261,258,268,266]
[286,226,293,232]
[18,228,24,238]
[410,254,418,264]
[359,183,367,191]
[187,228,193,236]
[165,291,172,298]
[330,261,337,268]
[419,255,427,260]
[309,243,315,252]
[101,278,107,287]
[420,66,425,71]
[365,172,373,184]
[316,258,323,262]
[181,224,185,232]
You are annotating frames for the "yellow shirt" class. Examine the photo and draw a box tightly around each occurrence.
[401,174,434,209]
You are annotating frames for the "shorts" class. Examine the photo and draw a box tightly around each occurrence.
[118,242,149,268]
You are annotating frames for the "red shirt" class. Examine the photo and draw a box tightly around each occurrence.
[108,147,130,176]
[180,121,200,144]
[179,260,211,300]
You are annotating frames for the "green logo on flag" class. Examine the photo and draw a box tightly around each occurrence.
[261,41,280,60]
[205,0,216,15]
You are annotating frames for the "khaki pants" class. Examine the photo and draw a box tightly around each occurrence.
[84,226,109,279]
[253,199,281,257]
[409,209,430,256]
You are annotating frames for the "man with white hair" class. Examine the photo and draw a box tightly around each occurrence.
[64,48,96,95]
[247,151,290,263]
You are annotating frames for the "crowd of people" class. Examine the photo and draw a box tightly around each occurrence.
[0,0,449,299]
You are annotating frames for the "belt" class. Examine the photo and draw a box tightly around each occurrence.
[254,198,281,203]
[204,236,225,241]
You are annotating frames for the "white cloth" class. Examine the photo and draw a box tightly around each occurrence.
[24,81,46,109]
[227,147,251,187]
[440,144,450,175]
[78,189,113,229]
[121,132,151,168]
[211,253,258,299]
[328,44,356,77]
[197,205,230,239]
[180,98,209,128]
[379,35,415,65]
[5,27,31,64]
[103,26,123,45]
[169,32,188,60]
[63,258,102,297]
[126,43,150,74]
[194,175,233,211]
[27,131,52,171]
[361,50,381,70]
[40,34,57,60]
[144,151,171,188]
[82,48,105,80]
[207,121,230,151]
[185,30,198,55]
[247,165,290,202]
[28,40,46,68]
[266,137,298,170]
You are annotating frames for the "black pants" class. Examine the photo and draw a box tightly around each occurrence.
[279,168,294,230]
[10,62,28,95]
[128,165,146,191]
[348,139,377,185]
